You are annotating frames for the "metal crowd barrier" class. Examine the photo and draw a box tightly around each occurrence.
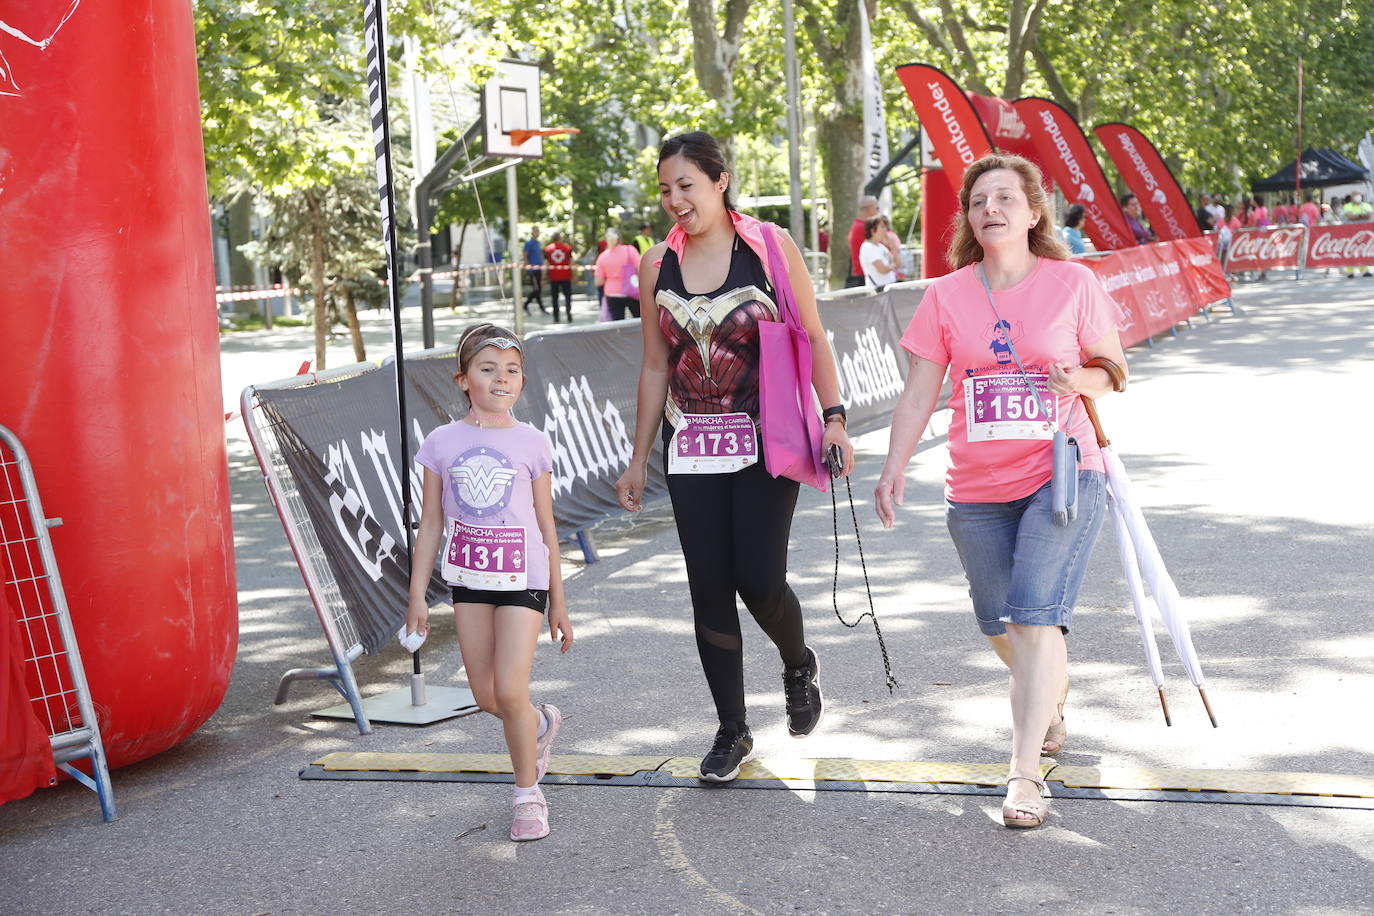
[0,425,116,821]
[240,366,373,734]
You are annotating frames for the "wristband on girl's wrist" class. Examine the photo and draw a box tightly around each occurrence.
[823,405,847,427]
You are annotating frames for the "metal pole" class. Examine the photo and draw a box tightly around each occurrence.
[808,112,820,257]
[364,0,422,686]
[782,0,805,246]
[508,163,523,337]
[416,187,435,348]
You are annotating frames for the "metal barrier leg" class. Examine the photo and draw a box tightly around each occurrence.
[274,643,372,735]
[574,528,600,564]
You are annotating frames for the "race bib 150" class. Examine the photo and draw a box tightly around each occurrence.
[964,373,1057,442]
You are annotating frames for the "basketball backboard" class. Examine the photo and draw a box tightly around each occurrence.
[481,59,543,159]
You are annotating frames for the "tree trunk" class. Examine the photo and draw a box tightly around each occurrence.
[307,191,328,371]
[343,284,365,362]
[685,0,754,162]
[821,112,866,289]
[800,0,869,289]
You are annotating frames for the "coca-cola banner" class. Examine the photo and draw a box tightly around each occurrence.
[1013,97,1135,251]
[1084,239,1232,348]
[1094,123,1201,242]
[1225,226,1307,272]
[1304,222,1374,268]
[895,63,994,192]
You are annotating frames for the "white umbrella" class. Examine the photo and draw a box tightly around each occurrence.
[1085,397,1217,727]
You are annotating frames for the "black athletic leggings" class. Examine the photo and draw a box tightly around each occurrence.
[662,423,808,729]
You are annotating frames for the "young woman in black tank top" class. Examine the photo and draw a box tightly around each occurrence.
[615,131,855,782]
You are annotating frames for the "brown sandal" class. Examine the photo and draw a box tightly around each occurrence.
[1002,774,1050,828]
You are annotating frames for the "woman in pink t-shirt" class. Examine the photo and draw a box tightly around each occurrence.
[874,154,1128,829]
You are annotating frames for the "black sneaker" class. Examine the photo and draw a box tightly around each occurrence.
[698,724,754,782]
[782,646,824,737]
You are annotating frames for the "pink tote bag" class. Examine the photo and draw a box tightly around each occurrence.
[758,224,829,492]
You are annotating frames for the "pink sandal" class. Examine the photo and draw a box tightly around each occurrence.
[510,790,550,842]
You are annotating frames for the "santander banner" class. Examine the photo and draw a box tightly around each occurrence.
[1083,240,1231,347]
[1013,97,1134,251]
[896,63,994,193]
[1094,123,1201,241]
[1225,226,1306,272]
[1305,223,1374,268]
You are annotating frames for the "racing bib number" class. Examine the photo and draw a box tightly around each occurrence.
[668,412,759,474]
[965,373,1058,442]
[442,520,527,590]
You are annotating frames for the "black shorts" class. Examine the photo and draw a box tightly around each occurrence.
[451,586,548,614]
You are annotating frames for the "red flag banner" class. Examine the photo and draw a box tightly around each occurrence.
[1013,97,1134,251]
[1304,223,1374,269]
[966,92,1044,168]
[1084,253,1146,345]
[896,64,995,192]
[1225,226,1306,272]
[1094,123,1201,241]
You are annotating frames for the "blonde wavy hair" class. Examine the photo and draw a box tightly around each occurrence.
[947,154,1069,269]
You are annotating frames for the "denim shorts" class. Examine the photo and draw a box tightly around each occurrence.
[945,470,1106,636]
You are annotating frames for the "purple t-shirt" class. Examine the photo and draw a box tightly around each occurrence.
[415,420,555,589]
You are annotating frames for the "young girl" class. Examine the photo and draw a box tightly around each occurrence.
[405,323,573,842]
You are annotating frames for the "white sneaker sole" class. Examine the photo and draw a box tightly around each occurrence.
[698,748,756,783]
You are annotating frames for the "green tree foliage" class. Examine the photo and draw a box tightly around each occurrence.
[197,0,1374,301]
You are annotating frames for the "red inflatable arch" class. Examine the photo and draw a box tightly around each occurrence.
[0,1,237,769]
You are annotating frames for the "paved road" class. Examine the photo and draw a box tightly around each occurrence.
[4,277,1373,915]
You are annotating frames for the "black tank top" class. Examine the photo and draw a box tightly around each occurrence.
[654,237,778,422]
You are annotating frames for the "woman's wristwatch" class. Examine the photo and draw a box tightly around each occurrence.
[823,405,847,428]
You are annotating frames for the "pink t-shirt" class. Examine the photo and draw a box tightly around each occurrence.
[415,420,555,589]
[594,244,641,298]
[1298,202,1321,226]
[900,258,1120,502]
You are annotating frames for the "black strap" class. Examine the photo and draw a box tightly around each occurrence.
[830,462,897,694]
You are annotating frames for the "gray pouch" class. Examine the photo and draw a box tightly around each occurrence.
[1050,430,1080,527]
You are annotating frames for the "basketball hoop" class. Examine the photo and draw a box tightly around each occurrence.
[509,127,581,146]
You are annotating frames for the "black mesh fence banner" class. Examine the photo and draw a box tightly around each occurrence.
[251,287,926,653]
[255,368,444,654]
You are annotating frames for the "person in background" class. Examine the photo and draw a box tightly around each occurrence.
[593,229,642,320]
[633,222,656,255]
[859,216,898,289]
[1205,195,1226,230]
[1195,194,1216,233]
[544,230,575,323]
[1216,206,1233,268]
[1060,203,1087,255]
[1247,197,1270,228]
[522,226,546,314]
[1340,191,1373,278]
[847,195,881,287]
[1298,193,1320,227]
[1120,193,1155,245]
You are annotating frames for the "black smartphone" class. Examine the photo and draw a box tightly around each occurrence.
[826,443,843,477]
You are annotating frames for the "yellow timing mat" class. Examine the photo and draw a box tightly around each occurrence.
[302,752,1374,808]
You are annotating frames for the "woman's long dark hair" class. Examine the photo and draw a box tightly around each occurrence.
[657,131,734,210]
